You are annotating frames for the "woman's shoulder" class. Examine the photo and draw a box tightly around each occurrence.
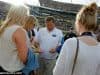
[60,38,78,58]
[6,25,23,32]
[8,24,21,28]
[63,37,78,50]
[4,25,23,35]
[64,37,77,44]
[11,25,26,37]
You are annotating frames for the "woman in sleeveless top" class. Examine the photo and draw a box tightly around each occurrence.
[0,5,29,73]
[53,2,100,75]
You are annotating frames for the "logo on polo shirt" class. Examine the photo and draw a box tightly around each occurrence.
[52,34,57,37]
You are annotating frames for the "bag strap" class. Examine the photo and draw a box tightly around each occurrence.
[71,38,79,75]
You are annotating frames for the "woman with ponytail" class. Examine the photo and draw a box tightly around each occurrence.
[53,2,100,75]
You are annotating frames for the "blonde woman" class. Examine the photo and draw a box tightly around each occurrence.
[53,2,100,75]
[24,15,41,54]
[0,5,29,73]
[24,15,37,42]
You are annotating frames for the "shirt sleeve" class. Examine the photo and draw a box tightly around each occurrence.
[53,38,77,75]
[56,30,64,53]
[53,41,68,75]
[34,29,41,43]
[58,30,64,46]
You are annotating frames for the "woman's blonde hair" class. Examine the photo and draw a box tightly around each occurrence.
[0,5,29,36]
[24,15,37,31]
[76,2,97,31]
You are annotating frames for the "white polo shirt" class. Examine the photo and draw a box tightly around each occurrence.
[36,27,63,59]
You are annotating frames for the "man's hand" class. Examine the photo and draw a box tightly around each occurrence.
[49,48,56,53]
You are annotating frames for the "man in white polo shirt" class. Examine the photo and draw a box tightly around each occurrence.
[36,16,63,75]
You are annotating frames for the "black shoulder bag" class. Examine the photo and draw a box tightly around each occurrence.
[71,38,79,75]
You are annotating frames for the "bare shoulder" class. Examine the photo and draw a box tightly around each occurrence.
[16,27,26,33]
[12,27,27,40]
[14,27,26,35]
